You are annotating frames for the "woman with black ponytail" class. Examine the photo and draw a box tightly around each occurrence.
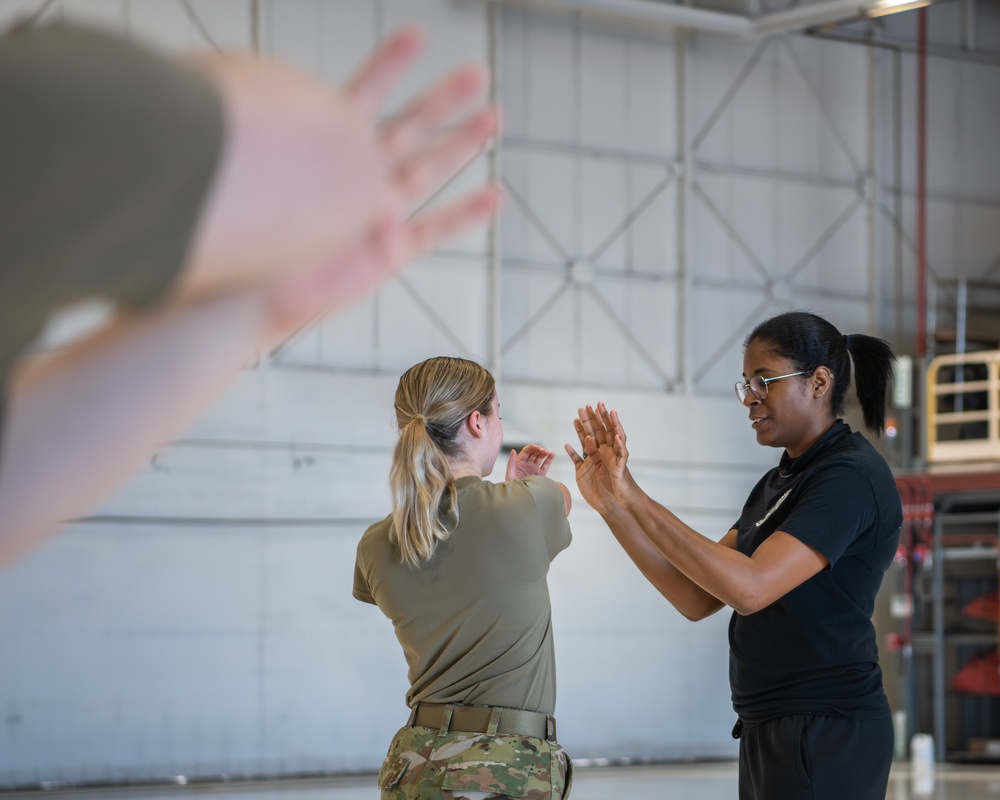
[568,311,902,800]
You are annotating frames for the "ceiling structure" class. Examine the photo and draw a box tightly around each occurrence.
[485,0,1000,61]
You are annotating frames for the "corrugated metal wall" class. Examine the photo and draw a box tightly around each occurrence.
[1,0,998,785]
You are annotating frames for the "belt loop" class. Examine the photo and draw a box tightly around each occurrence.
[486,706,502,736]
[407,704,418,726]
[546,715,557,742]
[439,704,455,736]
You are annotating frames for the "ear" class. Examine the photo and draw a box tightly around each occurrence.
[812,366,834,399]
[465,409,484,439]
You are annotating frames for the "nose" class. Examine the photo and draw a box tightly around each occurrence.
[742,391,758,408]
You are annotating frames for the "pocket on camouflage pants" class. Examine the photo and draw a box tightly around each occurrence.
[377,724,572,799]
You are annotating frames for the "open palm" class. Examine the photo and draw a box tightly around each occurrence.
[565,403,631,514]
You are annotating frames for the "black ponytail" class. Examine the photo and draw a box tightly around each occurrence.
[843,333,895,436]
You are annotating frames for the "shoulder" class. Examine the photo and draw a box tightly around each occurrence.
[356,514,394,557]
[820,432,897,497]
[796,439,877,502]
[516,475,569,513]
[360,512,393,537]
[520,474,564,495]
[803,430,887,480]
[473,475,562,502]
[795,433,901,525]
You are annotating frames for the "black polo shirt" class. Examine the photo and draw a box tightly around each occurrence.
[729,421,902,722]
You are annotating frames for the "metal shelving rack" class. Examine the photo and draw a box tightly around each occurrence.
[914,491,1000,761]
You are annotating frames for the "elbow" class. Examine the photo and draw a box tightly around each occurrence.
[672,595,724,622]
[730,592,768,617]
[723,571,774,617]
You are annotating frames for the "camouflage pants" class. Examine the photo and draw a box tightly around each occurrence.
[377,724,573,800]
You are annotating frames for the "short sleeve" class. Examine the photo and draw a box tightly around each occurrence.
[777,465,879,566]
[0,23,224,329]
[352,541,375,605]
[522,476,572,561]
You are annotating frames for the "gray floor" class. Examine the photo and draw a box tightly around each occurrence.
[4,762,1000,799]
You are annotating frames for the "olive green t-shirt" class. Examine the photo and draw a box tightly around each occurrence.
[0,23,224,442]
[354,475,572,715]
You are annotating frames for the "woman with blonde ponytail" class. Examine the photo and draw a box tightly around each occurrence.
[355,356,574,800]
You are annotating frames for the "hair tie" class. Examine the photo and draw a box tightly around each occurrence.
[410,414,428,426]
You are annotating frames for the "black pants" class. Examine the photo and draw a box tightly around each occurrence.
[738,713,893,800]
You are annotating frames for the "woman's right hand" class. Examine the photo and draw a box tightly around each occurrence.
[566,404,627,515]
[565,402,642,515]
[504,444,556,481]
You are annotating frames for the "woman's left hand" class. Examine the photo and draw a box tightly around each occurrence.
[566,402,641,512]
[505,444,556,481]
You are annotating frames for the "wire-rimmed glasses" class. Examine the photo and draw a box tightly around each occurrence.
[735,371,809,403]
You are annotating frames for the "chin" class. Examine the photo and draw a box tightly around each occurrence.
[754,430,782,449]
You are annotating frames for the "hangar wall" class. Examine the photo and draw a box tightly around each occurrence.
[1,0,998,784]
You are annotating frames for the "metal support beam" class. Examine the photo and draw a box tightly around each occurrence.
[470,0,940,38]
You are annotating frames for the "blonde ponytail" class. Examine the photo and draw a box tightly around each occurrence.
[389,357,495,566]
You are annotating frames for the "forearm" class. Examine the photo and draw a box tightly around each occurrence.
[0,291,267,567]
[600,502,724,621]
[574,402,806,616]
[627,492,763,615]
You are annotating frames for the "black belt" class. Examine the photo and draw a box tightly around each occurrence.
[408,702,557,742]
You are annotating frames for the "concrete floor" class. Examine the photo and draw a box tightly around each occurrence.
[3,762,1000,800]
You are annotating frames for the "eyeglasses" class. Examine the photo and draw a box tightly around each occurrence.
[734,371,809,403]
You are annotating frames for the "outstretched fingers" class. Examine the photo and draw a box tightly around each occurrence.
[406,185,502,259]
[343,27,425,114]
[567,413,599,462]
[504,448,518,482]
[505,444,558,481]
[576,406,595,444]
[564,442,584,466]
[380,63,490,162]
[344,28,499,211]
[537,448,555,474]
[565,437,596,468]
[572,414,592,454]
[584,403,619,451]
[595,402,628,457]
[393,105,500,208]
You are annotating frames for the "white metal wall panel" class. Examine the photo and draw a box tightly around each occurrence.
[502,7,580,144]
[126,0,253,50]
[273,255,494,373]
[499,11,683,390]
[0,523,407,778]
[885,50,1000,328]
[687,31,876,394]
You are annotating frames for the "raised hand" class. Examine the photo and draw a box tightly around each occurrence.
[595,402,642,505]
[505,444,556,481]
[565,402,638,514]
[186,26,501,338]
[346,27,500,217]
[262,185,499,339]
[565,403,615,514]
[264,28,501,336]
